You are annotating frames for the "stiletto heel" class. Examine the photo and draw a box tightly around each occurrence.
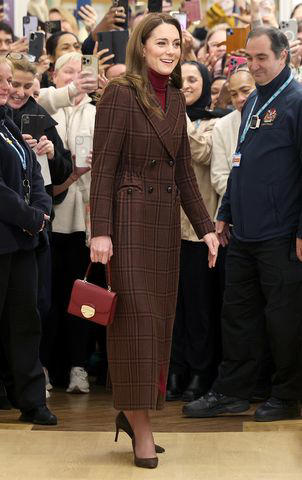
[114,411,165,453]
[114,426,119,442]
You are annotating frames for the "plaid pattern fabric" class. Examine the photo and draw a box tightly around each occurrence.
[90,83,214,410]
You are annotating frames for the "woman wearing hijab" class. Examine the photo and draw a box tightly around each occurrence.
[166,61,223,403]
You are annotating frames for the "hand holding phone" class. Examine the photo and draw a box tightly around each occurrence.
[113,0,129,29]
[28,32,45,62]
[81,55,99,80]
[21,114,45,141]
[75,136,92,168]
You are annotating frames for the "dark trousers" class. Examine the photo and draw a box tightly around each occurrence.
[40,232,106,383]
[169,240,220,387]
[0,250,45,411]
[213,235,302,400]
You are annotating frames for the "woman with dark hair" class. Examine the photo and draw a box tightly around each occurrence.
[42,31,81,88]
[46,31,81,64]
[211,75,227,109]
[167,61,222,403]
[90,13,219,469]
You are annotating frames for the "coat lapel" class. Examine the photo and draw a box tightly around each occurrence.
[136,85,182,160]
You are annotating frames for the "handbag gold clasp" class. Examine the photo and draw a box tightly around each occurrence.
[81,305,95,318]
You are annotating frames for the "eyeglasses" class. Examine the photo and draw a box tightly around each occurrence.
[6,52,36,63]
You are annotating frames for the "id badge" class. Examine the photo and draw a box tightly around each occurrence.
[232,152,241,168]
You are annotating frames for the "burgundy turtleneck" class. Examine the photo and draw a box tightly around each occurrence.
[148,68,169,112]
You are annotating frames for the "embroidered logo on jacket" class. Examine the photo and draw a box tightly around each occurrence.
[262,108,277,125]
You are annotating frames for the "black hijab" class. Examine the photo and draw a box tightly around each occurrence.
[184,61,212,122]
[184,61,230,121]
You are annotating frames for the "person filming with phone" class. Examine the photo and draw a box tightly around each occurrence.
[0,55,57,425]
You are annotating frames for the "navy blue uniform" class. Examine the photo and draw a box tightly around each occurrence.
[213,66,302,401]
[0,105,51,412]
[218,65,302,241]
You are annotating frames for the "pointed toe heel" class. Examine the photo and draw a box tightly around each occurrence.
[134,456,158,469]
[115,411,165,453]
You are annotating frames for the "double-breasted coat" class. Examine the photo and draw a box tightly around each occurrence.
[90,82,214,410]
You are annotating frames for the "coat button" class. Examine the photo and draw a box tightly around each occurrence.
[148,186,154,193]
[167,186,172,193]
[151,159,157,166]
[127,188,133,194]
[169,160,174,167]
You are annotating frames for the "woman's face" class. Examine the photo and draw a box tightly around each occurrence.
[7,69,34,109]
[228,71,255,112]
[31,77,40,100]
[181,63,203,106]
[210,78,226,109]
[54,34,81,62]
[0,62,12,106]
[53,58,81,88]
[143,23,181,76]
[207,30,226,59]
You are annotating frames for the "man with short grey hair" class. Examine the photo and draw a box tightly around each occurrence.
[183,26,302,422]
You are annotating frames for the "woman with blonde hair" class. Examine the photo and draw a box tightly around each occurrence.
[0,55,56,424]
[90,12,219,468]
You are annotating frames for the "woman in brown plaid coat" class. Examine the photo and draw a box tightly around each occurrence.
[90,13,219,467]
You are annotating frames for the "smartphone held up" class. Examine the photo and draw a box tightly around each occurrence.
[75,135,92,168]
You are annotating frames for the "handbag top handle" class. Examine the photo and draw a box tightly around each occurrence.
[84,261,112,292]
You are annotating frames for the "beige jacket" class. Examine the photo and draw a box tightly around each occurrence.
[51,94,96,235]
[210,109,241,218]
[181,116,218,242]
[38,85,75,116]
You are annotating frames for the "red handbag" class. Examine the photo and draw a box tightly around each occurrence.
[68,261,117,326]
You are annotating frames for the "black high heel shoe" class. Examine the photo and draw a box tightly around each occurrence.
[131,437,158,469]
[115,411,165,454]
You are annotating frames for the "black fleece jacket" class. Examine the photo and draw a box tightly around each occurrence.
[0,105,51,254]
[218,66,302,241]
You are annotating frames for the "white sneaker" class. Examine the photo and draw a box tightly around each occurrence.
[66,367,90,393]
[43,367,53,391]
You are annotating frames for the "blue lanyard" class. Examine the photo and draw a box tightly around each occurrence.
[0,125,27,171]
[239,73,293,147]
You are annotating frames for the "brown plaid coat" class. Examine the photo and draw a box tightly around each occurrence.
[90,83,214,410]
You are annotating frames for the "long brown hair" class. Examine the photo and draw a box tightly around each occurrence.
[111,13,183,117]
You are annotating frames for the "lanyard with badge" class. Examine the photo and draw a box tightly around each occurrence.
[232,73,294,168]
[0,126,30,204]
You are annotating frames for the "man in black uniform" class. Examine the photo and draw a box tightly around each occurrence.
[183,26,302,422]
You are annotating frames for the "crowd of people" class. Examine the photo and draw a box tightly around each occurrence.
[1,0,302,470]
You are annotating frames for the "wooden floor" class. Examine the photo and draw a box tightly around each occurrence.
[0,385,260,433]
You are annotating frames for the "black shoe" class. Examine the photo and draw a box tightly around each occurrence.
[19,406,57,425]
[182,375,207,402]
[250,390,271,403]
[182,390,250,418]
[0,395,12,410]
[254,397,301,422]
[166,373,183,401]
